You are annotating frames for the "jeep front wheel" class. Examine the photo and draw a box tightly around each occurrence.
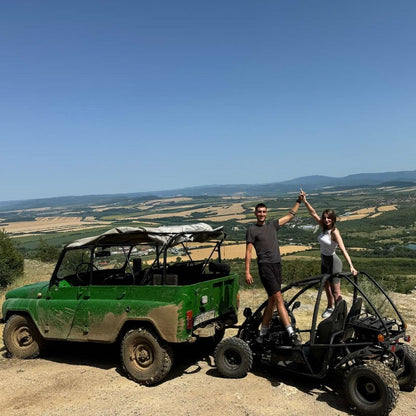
[215,337,253,378]
[120,327,173,386]
[344,360,399,416]
[3,314,44,359]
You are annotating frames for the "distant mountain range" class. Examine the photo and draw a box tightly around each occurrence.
[1,170,415,210]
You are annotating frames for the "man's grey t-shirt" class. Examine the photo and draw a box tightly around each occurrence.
[246,219,281,264]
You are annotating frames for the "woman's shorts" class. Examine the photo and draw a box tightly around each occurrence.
[258,262,282,296]
[321,253,342,283]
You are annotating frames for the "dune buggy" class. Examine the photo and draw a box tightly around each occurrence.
[215,272,415,416]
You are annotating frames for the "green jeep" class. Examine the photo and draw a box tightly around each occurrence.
[1,223,239,385]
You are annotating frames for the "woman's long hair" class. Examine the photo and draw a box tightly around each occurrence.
[321,209,337,236]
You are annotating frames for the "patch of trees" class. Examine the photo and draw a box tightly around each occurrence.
[0,230,24,287]
[351,247,416,259]
[229,258,321,291]
[227,256,416,294]
[30,238,61,262]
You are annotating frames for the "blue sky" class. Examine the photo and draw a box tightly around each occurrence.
[1,1,415,201]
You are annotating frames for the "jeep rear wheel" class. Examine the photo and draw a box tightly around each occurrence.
[396,344,416,392]
[3,314,44,359]
[120,327,173,386]
[215,337,253,378]
[344,360,399,416]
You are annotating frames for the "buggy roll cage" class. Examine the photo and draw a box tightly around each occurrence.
[247,271,406,346]
[238,271,408,378]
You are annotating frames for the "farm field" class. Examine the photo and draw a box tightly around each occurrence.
[0,185,415,276]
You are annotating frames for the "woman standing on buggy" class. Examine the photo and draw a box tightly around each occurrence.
[301,190,358,318]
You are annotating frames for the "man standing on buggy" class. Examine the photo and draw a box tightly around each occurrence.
[245,191,305,344]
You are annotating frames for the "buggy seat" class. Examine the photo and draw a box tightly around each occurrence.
[308,299,348,371]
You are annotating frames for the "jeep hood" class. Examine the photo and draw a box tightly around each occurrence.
[5,281,49,299]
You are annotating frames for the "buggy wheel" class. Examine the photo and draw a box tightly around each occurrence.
[3,314,44,359]
[344,360,399,416]
[396,344,416,392]
[120,327,173,386]
[215,337,253,378]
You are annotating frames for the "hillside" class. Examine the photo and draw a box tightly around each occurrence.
[0,169,415,208]
[0,171,415,294]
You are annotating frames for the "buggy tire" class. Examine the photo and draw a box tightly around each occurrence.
[396,344,416,392]
[3,314,44,359]
[344,360,399,416]
[120,327,173,386]
[215,337,253,378]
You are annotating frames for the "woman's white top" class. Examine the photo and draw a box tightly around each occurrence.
[318,230,338,256]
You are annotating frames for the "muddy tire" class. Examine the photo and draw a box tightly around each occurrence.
[344,360,399,416]
[3,314,44,359]
[396,344,416,392]
[120,327,173,386]
[215,337,253,379]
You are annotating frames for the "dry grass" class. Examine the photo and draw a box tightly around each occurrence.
[140,197,193,206]
[203,214,247,222]
[321,188,366,195]
[340,214,369,221]
[2,217,111,236]
[340,205,397,222]
[170,243,312,262]
[393,186,416,193]
[0,260,54,305]
[138,202,246,220]
[378,205,397,212]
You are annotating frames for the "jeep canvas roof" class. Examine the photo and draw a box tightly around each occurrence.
[65,222,224,248]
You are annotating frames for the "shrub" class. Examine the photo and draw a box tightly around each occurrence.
[0,230,24,287]
[32,238,61,262]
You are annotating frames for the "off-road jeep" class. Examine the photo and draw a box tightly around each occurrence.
[215,272,415,416]
[1,223,239,385]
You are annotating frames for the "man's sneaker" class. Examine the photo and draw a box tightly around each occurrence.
[322,307,334,319]
[290,332,301,346]
[256,333,268,344]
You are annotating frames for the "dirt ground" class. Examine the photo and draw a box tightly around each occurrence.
[1,289,416,416]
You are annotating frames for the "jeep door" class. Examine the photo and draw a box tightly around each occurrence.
[37,283,83,339]
[67,285,129,342]
[67,246,133,342]
[36,248,93,340]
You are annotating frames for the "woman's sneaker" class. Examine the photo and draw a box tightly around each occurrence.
[322,307,334,319]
